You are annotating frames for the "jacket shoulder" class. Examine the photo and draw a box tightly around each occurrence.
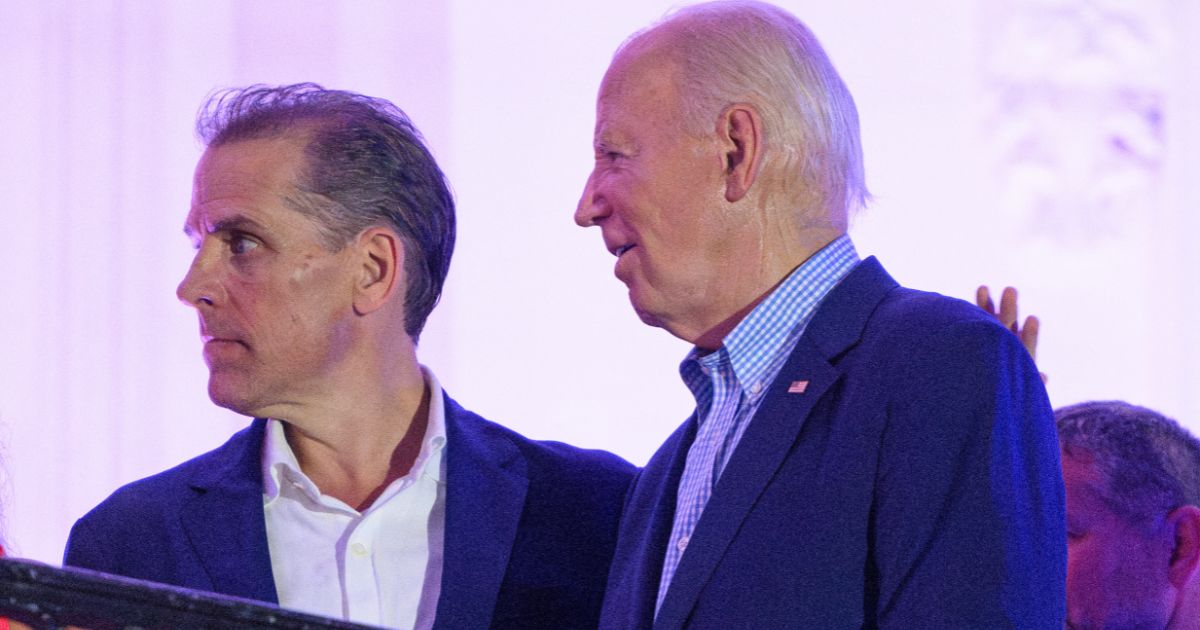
[79,422,261,517]
[872,284,1000,327]
[447,397,637,488]
[65,422,263,570]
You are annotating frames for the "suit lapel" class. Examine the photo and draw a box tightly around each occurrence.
[653,341,839,629]
[434,394,529,630]
[653,257,898,629]
[179,419,279,603]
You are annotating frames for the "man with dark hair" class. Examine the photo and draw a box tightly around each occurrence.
[1057,401,1200,629]
[64,84,634,629]
[575,1,1065,627]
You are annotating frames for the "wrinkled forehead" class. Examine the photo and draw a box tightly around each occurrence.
[1062,446,1162,529]
[1061,451,1125,527]
[1062,447,1104,484]
[193,135,308,194]
[184,135,312,235]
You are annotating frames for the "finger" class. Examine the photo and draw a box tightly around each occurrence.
[999,286,1019,332]
[976,285,995,315]
[1021,315,1039,362]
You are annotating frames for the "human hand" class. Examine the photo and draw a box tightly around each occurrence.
[976,285,1046,383]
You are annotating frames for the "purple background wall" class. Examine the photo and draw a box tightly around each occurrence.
[1,0,1198,564]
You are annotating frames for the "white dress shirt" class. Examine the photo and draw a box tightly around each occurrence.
[262,367,447,629]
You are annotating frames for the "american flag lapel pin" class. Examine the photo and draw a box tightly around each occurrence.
[787,380,809,394]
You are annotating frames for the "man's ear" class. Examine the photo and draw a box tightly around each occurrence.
[718,103,764,203]
[1167,504,1200,588]
[352,227,403,316]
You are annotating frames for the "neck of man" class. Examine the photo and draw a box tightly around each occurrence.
[276,339,431,512]
[688,226,846,351]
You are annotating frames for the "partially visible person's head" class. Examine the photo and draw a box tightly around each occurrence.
[178,84,454,416]
[1057,401,1200,629]
[195,83,455,341]
[574,1,866,344]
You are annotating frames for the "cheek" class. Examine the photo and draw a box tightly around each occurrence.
[1065,546,1116,626]
[229,267,328,342]
[1065,542,1099,608]
[284,259,356,330]
[1067,533,1168,623]
[224,275,265,322]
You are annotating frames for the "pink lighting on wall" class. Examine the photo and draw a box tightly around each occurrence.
[1,0,1198,565]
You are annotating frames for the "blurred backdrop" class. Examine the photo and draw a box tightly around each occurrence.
[1,0,1198,563]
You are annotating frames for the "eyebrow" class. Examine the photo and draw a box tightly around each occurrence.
[594,133,621,149]
[183,214,267,239]
[594,136,634,157]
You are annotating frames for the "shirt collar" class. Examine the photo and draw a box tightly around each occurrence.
[680,234,860,405]
[262,365,448,505]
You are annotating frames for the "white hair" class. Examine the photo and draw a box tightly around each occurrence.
[617,0,869,219]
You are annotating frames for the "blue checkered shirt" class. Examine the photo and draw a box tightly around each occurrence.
[654,235,860,615]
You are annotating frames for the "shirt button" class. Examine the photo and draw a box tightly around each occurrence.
[677,535,689,552]
[750,382,763,395]
[351,543,368,557]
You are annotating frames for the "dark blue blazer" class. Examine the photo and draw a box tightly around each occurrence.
[65,393,635,629]
[599,258,1066,629]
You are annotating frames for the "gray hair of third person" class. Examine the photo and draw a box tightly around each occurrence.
[617,0,869,221]
[195,83,456,341]
[1057,401,1200,527]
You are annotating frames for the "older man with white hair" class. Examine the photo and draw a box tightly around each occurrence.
[575,1,1065,627]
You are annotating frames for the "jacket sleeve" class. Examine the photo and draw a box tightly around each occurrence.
[872,319,1065,628]
[63,515,117,574]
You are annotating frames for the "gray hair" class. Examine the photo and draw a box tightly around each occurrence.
[196,83,455,341]
[618,0,869,219]
[1057,401,1200,527]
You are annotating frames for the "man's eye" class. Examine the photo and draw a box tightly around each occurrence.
[229,235,259,255]
[595,148,622,162]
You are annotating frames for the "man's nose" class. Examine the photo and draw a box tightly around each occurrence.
[176,249,218,308]
[574,172,607,227]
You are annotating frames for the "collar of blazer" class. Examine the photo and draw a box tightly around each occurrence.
[176,393,533,625]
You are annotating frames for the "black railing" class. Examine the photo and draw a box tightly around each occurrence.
[0,558,378,629]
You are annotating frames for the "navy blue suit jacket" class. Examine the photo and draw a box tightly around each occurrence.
[599,258,1066,629]
[65,393,635,629]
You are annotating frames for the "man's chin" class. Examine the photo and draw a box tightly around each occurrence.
[628,288,664,328]
[631,297,693,341]
[206,378,262,417]
[633,305,664,328]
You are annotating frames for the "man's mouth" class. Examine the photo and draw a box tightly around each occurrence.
[202,337,249,354]
[200,324,248,350]
[615,244,635,257]
[201,336,249,365]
